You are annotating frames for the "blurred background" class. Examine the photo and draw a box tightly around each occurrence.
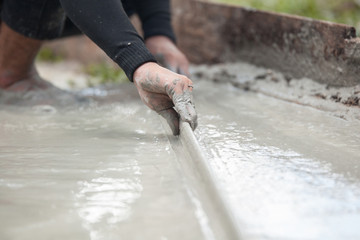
[212,0,360,30]
[37,0,360,89]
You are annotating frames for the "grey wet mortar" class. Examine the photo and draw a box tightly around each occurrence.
[1,60,359,240]
[0,85,209,240]
[186,63,360,239]
[191,62,360,121]
[191,78,360,240]
[0,87,88,107]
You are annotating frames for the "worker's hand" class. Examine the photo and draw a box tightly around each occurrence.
[133,62,197,135]
[145,36,190,76]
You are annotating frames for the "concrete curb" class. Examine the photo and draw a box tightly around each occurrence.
[172,0,360,87]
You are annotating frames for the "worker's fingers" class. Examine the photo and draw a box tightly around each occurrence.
[159,108,180,136]
[162,74,197,131]
[178,67,189,78]
[159,53,189,77]
[167,65,177,73]
[177,58,190,76]
[133,62,197,133]
[173,89,198,131]
[147,93,174,112]
[168,56,189,77]
[154,54,167,68]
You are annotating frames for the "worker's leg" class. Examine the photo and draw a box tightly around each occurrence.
[0,23,52,91]
[0,0,65,91]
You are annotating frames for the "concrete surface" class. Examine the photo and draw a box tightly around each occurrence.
[1,61,359,240]
[0,84,214,240]
[191,62,360,121]
[191,74,360,240]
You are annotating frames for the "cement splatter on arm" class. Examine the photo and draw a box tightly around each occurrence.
[133,62,197,135]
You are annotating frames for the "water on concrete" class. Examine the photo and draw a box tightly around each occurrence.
[1,62,360,240]
[0,84,212,240]
[193,79,360,240]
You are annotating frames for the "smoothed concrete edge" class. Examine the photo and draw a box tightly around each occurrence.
[160,118,243,240]
[179,121,243,240]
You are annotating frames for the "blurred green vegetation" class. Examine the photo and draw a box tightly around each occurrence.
[36,47,64,62]
[84,63,128,87]
[37,48,128,87]
[214,0,360,29]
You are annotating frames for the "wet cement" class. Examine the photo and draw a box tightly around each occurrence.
[1,61,360,240]
[0,85,211,240]
[192,78,360,240]
[192,63,360,121]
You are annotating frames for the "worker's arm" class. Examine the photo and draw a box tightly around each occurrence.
[132,0,190,75]
[132,0,175,42]
[59,0,197,134]
[59,0,154,81]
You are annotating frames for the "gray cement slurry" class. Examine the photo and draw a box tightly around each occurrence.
[1,62,360,240]
[192,78,360,240]
[192,63,360,121]
[0,85,211,240]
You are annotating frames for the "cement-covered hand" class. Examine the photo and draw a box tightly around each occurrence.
[145,36,190,76]
[133,62,197,135]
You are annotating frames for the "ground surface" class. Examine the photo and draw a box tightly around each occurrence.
[0,84,212,240]
[0,61,359,240]
[193,79,360,239]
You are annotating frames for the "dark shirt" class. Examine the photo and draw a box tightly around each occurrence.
[0,0,175,81]
[60,0,175,81]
